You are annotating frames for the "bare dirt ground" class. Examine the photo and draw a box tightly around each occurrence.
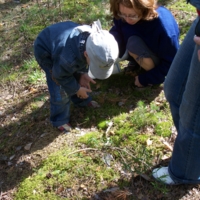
[1,0,200,199]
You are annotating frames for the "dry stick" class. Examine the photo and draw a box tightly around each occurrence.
[58,0,62,15]
[110,146,149,167]
[13,84,16,99]
[112,147,127,164]
[160,137,173,151]
[66,148,98,157]
[125,146,149,166]
[112,147,151,180]
[66,146,149,167]
[105,121,113,136]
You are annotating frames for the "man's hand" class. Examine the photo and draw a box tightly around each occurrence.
[76,87,92,99]
[194,35,200,61]
[79,73,96,90]
[135,76,144,87]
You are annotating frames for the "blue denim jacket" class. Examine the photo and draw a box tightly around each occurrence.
[34,21,91,96]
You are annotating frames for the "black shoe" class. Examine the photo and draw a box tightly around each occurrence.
[124,61,146,76]
[124,61,140,76]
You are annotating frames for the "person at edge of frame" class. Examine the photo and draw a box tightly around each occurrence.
[153,0,200,185]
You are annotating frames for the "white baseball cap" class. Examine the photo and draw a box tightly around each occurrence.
[86,20,119,80]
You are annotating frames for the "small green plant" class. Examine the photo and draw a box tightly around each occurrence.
[151,181,169,196]
[0,64,18,83]
[21,58,45,84]
[78,132,103,148]
[155,121,172,137]
[97,120,110,130]
[28,69,45,84]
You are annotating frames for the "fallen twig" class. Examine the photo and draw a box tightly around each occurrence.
[66,148,98,157]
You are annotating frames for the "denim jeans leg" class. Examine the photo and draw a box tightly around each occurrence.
[164,18,198,131]
[42,66,71,127]
[34,41,71,127]
[165,17,200,184]
[169,46,200,183]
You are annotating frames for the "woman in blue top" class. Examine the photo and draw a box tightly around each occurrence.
[109,0,180,87]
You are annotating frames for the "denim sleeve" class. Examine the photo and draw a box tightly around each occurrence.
[52,58,81,96]
[55,74,80,96]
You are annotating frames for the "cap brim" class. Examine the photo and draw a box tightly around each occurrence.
[88,61,114,80]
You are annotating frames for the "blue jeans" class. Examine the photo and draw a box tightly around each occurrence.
[37,63,91,127]
[164,17,200,184]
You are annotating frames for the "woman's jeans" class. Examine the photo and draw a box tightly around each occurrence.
[164,17,200,184]
[35,60,91,127]
[126,35,160,66]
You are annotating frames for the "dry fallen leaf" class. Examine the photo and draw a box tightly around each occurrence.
[160,137,173,151]
[95,83,101,90]
[29,87,38,93]
[56,186,64,194]
[161,154,171,160]
[24,143,32,151]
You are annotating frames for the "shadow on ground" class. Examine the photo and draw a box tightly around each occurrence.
[93,158,200,200]
[0,73,164,198]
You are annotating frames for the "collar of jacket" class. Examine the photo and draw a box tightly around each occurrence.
[79,32,90,56]
[68,26,91,62]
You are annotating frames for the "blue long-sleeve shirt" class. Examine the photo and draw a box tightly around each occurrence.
[110,6,180,86]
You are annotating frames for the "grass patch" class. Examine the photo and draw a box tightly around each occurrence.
[14,147,120,200]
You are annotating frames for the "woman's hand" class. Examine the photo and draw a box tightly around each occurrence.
[194,35,200,61]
